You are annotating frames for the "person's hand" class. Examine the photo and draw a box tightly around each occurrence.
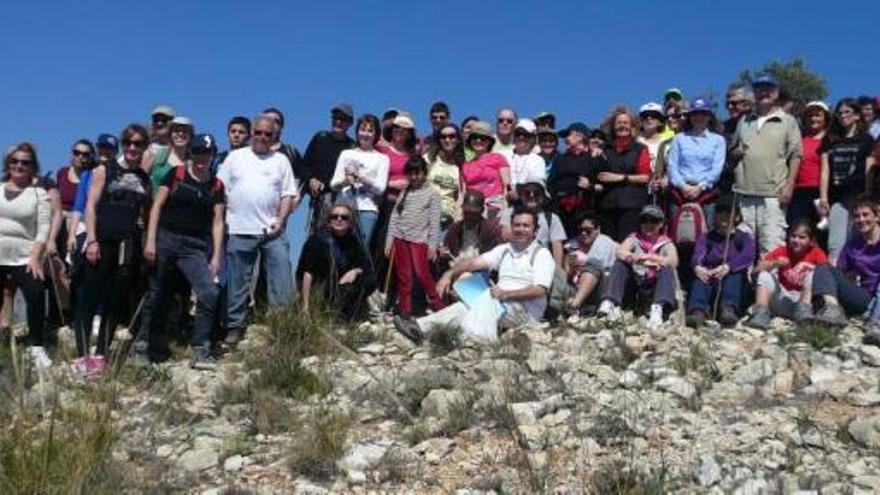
[577,176,591,189]
[26,256,44,281]
[590,148,604,158]
[428,248,437,262]
[45,242,57,258]
[436,273,452,298]
[308,178,324,197]
[777,183,794,207]
[714,263,731,279]
[566,297,579,310]
[264,221,283,239]
[66,235,77,256]
[143,241,156,265]
[773,257,790,269]
[384,244,392,259]
[816,198,830,217]
[339,269,360,285]
[490,286,506,301]
[209,256,221,278]
[85,241,100,265]
[682,184,701,200]
[694,266,711,284]
[730,147,746,161]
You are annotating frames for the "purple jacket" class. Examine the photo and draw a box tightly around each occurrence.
[691,229,756,272]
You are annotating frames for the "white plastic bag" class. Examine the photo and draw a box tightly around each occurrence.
[459,290,503,341]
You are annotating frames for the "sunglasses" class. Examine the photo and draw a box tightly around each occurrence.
[123,139,146,148]
[431,114,448,121]
[329,214,351,221]
[514,132,533,139]
[726,100,748,107]
[497,118,514,124]
[520,189,543,198]
[152,116,171,125]
[471,135,489,142]
[7,158,33,167]
[72,150,91,157]
[253,130,274,137]
[440,133,457,141]
[580,226,596,233]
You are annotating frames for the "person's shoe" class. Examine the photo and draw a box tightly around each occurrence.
[131,341,151,367]
[686,309,707,329]
[863,325,880,347]
[189,347,219,371]
[647,304,664,330]
[393,316,423,345]
[71,356,90,377]
[793,302,815,324]
[597,300,621,319]
[28,346,52,372]
[718,306,740,328]
[87,355,107,377]
[745,304,772,330]
[814,305,848,327]
[224,328,243,346]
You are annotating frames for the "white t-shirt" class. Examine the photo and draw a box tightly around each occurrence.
[217,147,299,235]
[330,148,389,213]
[499,207,566,246]
[479,240,555,321]
[508,152,546,186]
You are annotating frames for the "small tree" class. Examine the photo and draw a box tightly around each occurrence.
[736,57,829,116]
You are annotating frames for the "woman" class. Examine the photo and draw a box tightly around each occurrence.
[330,114,389,247]
[374,114,416,258]
[637,102,671,173]
[812,196,880,330]
[562,213,617,315]
[57,140,94,213]
[145,116,193,195]
[819,98,876,263]
[75,124,152,375]
[596,106,652,242]
[297,203,376,322]
[460,121,511,217]
[788,101,831,225]
[547,122,600,237]
[0,143,51,369]
[424,123,465,231]
[597,205,679,330]
[665,97,726,220]
[507,119,546,196]
[136,134,224,368]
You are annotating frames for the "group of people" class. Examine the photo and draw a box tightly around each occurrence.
[2,76,880,375]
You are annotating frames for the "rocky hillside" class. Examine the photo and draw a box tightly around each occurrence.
[4,307,880,493]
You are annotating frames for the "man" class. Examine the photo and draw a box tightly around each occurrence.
[722,85,754,143]
[499,182,566,266]
[537,128,559,179]
[262,107,305,184]
[664,88,684,106]
[302,103,356,230]
[493,108,517,156]
[216,115,300,345]
[559,213,617,315]
[731,75,803,253]
[440,190,502,268]
[150,105,176,149]
[534,111,556,133]
[394,207,555,343]
[214,116,252,174]
[418,101,451,153]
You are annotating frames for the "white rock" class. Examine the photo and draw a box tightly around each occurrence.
[693,455,722,487]
[420,389,466,419]
[413,437,455,464]
[337,441,390,478]
[808,366,858,399]
[858,345,880,367]
[733,478,769,495]
[177,446,219,472]
[619,370,643,389]
[223,455,244,472]
[847,391,880,407]
[656,375,697,402]
[849,414,880,448]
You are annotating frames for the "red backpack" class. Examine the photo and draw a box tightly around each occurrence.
[669,202,706,246]
[169,165,223,195]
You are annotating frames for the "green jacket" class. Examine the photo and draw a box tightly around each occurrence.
[732,108,803,196]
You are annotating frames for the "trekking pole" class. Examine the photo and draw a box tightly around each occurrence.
[110,293,147,373]
[712,188,739,320]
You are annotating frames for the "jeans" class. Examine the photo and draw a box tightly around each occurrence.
[739,195,787,255]
[603,261,677,311]
[138,229,220,355]
[0,265,45,346]
[688,270,745,314]
[812,264,871,316]
[392,238,443,316]
[226,234,293,331]
[358,210,379,248]
[827,202,852,265]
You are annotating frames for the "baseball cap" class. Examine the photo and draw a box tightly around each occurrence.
[332,103,354,120]
[151,105,176,118]
[558,122,590,138]
[752,75,778,88]
[170,116,194,128]
[96,133,119,151]
[665,88,683,101]
[639,204,666,222]
[639,102,664,116]
[392,114,415,129]
[804,101,830,113]
[689,98,714,113]
[189,134,217,155]
[534,111,555,121]
[514,118,537,135]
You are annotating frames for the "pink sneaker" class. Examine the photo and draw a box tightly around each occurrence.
[72,356,90,376]
[87,356,107,377]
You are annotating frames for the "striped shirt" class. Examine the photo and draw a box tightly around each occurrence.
[385,185,442,250]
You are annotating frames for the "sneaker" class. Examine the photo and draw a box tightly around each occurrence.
[87,355,107,377]
[647,304,664,330]
[189,347,219,370]
[793,302,814,324]
[597,300,621,319]
[224,327,243,346]
[718,306,740,328]
[745,304,772,330]
[863,326,880,347]
[28,346,52,372]
[393,316,423,345]
[72,356,90,377]
[686,309,707,329]
[131,341,151,367]
[815,305,848,327]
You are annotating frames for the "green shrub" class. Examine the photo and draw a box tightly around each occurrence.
[287,409,351,479]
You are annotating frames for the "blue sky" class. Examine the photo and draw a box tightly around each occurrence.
[3,0,878,173]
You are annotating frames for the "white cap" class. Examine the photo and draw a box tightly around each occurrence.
[639,102,664,115]
[804,101,830,113]
[514,118,537,134]
[392,114,415,129]
[170,116,193,128]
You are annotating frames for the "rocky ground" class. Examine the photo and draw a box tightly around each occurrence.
[8,308,880,494]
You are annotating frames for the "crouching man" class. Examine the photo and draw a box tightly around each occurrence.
[393,207,555,343]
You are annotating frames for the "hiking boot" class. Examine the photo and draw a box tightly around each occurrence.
[745,304,771,330]
[190,347,219,370]
[87,355,107,377]
[686,309,707,329]
[815,304,848,327]
[393,316,423,345]
[863,326,880,347]
[793,302,814,324]
[718,306,740,328]
[224,327,243,346]
[131,341,151,367]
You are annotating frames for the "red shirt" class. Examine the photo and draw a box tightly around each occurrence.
[376,142,411,188]
[796,135,822,189]
[764,244,827,291]
[461,152,509,201]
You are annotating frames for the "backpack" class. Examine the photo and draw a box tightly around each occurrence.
[169,165,223,196]
[669,202,706,246]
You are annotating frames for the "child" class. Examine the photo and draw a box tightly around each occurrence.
[597,205,679,330]
[385,156,444,318]
[745,220,826,330]
[686,198,756,328]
